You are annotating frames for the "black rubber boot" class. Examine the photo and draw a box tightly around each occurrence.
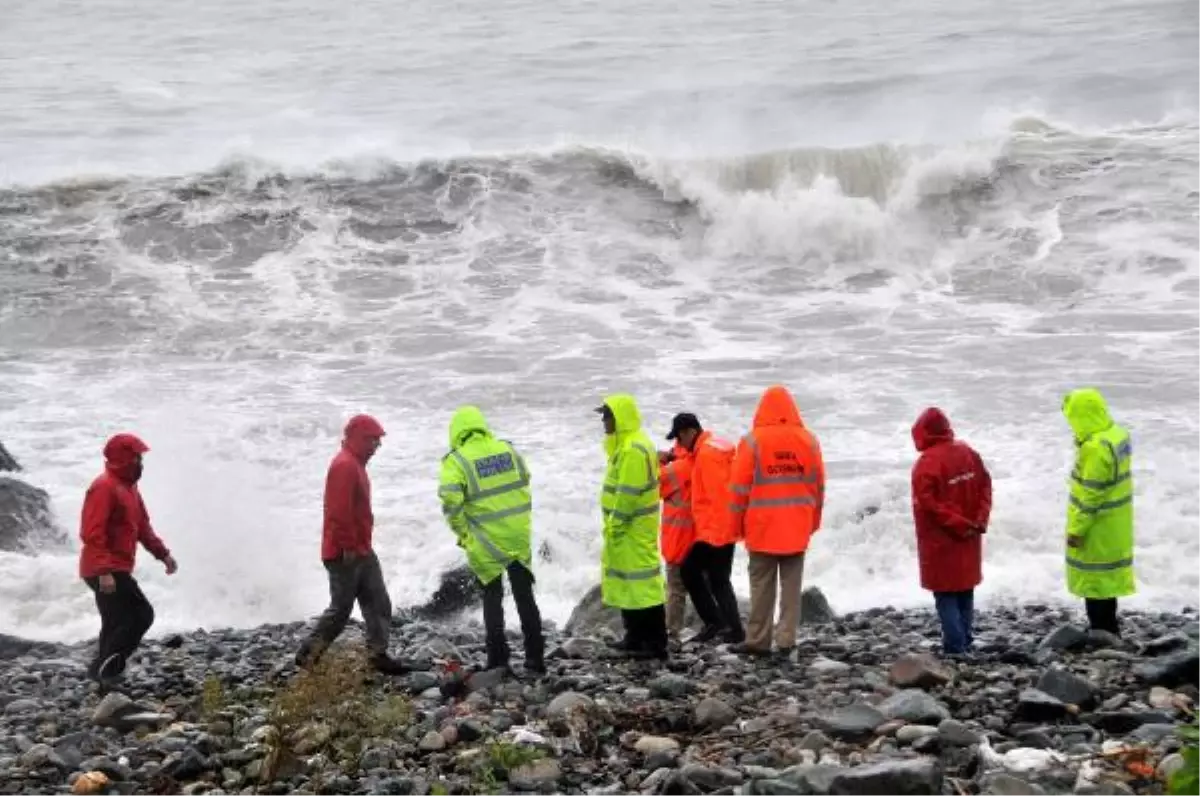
[370,653,411,676]
[686,624,722,645]
[485,632,511,671]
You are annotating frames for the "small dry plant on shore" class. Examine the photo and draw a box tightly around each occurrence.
[261,646,412,782]
[472,740,544,793]
[199,674,226,722]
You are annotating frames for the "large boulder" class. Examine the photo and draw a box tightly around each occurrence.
[0,473,67,553]
[0,441,20,472]
[564,581,836,637]
[0,440,68,553]
[406,564,482,621]
[401,542,556,621]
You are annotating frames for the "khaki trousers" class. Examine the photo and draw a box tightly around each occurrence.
[746,551,806,651]
[665,564,687,637]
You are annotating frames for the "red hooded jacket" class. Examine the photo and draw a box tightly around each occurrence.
[910,408,992,593]
[79,434,171,578]
[322,415,385,561]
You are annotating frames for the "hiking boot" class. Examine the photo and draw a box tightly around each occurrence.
[730,643,771,658]
[721,627,746,645]
[686,624,722,645]
[94,653,124,684]
[370,653,411,676]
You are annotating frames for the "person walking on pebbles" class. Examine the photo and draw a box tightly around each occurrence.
[1061,388,1135,637]
[729,385,825,660]
[295,415,408,675]
[909,407,992,657]
[438,405,545,675]
[79,433,179,686]
[596,394,669,660]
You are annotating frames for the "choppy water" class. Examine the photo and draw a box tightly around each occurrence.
[1,0,1197,642]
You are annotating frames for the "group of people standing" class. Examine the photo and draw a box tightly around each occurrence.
[75,382,1136,684]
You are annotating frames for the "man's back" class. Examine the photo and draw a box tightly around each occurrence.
[913,439,990,531]
[322,448,372,561]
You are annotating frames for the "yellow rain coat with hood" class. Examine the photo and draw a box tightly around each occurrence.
[599,394,664,610]
[1063,388,1135,599]
[439,406,533,586]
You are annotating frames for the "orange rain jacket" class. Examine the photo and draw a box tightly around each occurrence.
[729,386,826,555]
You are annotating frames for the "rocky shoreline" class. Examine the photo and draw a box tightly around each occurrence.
[1,595,1197,796]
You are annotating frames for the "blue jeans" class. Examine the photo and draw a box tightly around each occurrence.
[934,590,974,654]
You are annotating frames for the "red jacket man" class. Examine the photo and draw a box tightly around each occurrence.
[297,415,407,674]
[79,433,177,684]
[910,407,992,655]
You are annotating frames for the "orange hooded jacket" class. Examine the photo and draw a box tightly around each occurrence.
[658,441,695,565]
[729,386,825,555]
[690,430,738,547]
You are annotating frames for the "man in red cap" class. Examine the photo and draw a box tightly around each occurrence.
[79,433,178,685]
[296,415,407,674]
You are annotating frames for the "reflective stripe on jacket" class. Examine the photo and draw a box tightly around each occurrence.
[439,406,533,585]
[658,442,695,565]
[600,394,665,610]
[1063,388,1135,599]
[730,385,825,555]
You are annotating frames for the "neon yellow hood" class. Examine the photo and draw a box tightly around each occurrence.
[1063,388,1113,441]
[449,405,491,450]
[602,393,643,457]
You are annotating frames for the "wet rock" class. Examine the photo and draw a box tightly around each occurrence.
[1036,667,1097,709]
[896,725,939,745]
[0,441,19,472]
[1082,710,1172,734]
[0,474,66,553]
[798,730,831,753]
[829,758,942,795]
[1157,752,1186,780]
[938,718,983,747]
[1015,688,1071,723]
[509,758,561,790]
[1040,625,1089,652]
[879,689,950,724]
[801,587,836,625]
[557,637,604,659]
[19,743,69,770]
[635,735,681,757]
[693,697,737,729]
[889,653,951,690]
[680,763,744,790]
[418,730,446,752]
[1133,648,1199,687]
[649,673,694,699]
[407,564,482,620]
[563,584,622,638]
[1141,633,1190,656]
[1085,630,1124,650]
[778,764,842,794]
[808,656,852,677]
[818,702,886,740]
[980,772,1046,795]
[546,691,594,721]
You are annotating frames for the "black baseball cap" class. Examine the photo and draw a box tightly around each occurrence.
[666,412,702,441]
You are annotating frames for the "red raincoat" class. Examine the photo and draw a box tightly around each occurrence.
[78,434,171,578]
[910,408,992,593]
[321,415,385,561]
